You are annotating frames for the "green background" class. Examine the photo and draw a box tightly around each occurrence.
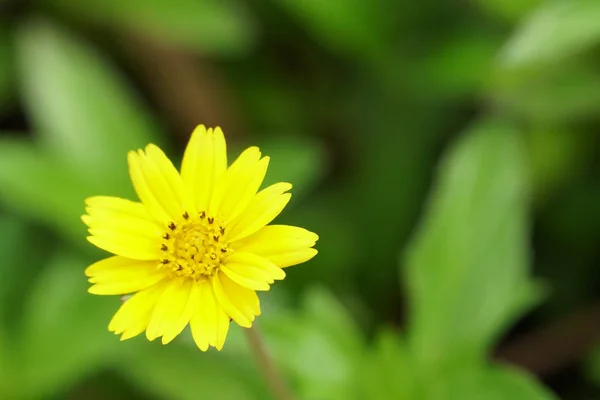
[0,0,600,398]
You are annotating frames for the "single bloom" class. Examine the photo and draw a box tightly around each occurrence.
[82,126,318,351]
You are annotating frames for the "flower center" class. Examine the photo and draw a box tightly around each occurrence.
[159,211,230,280]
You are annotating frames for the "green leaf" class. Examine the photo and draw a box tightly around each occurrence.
[404,120,542,371]
[500,0,600,68]
[525,130,596,202]
[0,25,15,111]
[0,214,31,324]
[475,0,542,23]
[259,135,327,200]
[423,365,557,400]
[18,252,121,398]
[221,287,364,400]
[301,287,363,360]
[281,196,361,288]
[0,137,92,246]
[273,0,390,58]
[0,328,13,396]
[357,329,416,400]
[120,341,265,400]
[258,287,364,400]
[45,0,256,55]
[0,213,56,332]
[344,108,448,319]
[413,32,501,98]
[17,19,159,198]
[358,332,557,400]
[493,62,600,122]
[584,344,600,385]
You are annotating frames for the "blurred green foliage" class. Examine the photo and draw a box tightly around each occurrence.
[0,0,599,399]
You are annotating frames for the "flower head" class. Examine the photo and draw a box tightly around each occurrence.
[82,126,318,350]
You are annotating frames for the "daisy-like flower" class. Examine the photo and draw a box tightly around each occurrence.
[82,126,318,351]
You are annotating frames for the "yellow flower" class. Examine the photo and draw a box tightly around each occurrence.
[82,126,318,351]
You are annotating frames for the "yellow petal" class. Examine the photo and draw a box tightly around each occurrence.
[108,281,169,339]
[233,225,319,268]
[226,183,292,242]
[212,272,260,328]
[128,146,189,224]
[146,278,188,341]
[84,196,161,233]
[221,264,271,291]
[190,279,230,351]
[209,147,268,222]
[180,125,227,211]
[128,150,171,224]
[83,212,159,241]
[120,325,146,341]
[220,265,270,291]
[145,144,195,214]
[86,255,139,276]
[86,230,160,261]
[88,267,166,295]
[233,225,319,253]
[85,256,163,284]
[160,279,197,344]
[267,248,318,268]
[221,252,285,291]
[83,196,163,259]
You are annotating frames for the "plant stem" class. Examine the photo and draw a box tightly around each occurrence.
[244,325,295,400]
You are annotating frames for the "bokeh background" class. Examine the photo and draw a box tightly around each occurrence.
[1,0,600,399]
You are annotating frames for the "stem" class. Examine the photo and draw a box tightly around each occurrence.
[244,325,295,400]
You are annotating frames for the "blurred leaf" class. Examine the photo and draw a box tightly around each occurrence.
[357,329,415,400]
[274,0,390,58]
[0,214,31,322]
[301,286,363,359]
[539,184,600,311]
[282,195,360,290]
[211,288,364,399]
[584,344,600,385]
[0,213,55,330]
[414,32,501,98]
[475,0,542,22]
[120,341,264,400]
[423,365,557,400]
[46,0,256,55]
[525,130,595,202]
[358,332,556,400]
[499,0,600,68]
[345,105,448,319]
[259,135,327,200]
[258,286,363,400]
[0,25,15,111]
[18,252,120,398]
[404,120,542,371]
[0,328,12,396]
[493,62,600,122]
[0,137,92,245]
[17,19,159,197]
[235,67,309,133]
